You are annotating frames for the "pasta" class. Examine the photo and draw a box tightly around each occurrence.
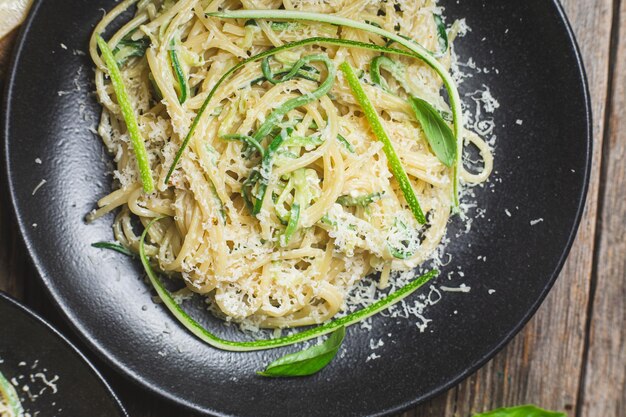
[89,0,492,329]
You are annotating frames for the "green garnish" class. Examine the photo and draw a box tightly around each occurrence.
[369,55,407,93]
[433,14,449,57]
[139,217,438,351]
[270,21,298,31]
[282,203,300,245]
[91,241,134,257]
[336,192,384,208]
[169,39,188,104]
[221,134,265,157]
[408,96,457,167]
[242,129,288,214]
[241,54,335,215]
[206,10,462,205]
[0,370,24,417]
[162,38,457,197]
[251,54,335,141]
[340,61,426,224]
[261,56,321,84]
[337,133,355,153]
[97,35,154,193]
[258,327,345,377]
[284,135,324,148]
[163,38,462,197]
[112,35,150,66]
[472,405,566,417]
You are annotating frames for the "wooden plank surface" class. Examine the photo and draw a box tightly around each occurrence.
[0,1,623,416]
[406,0,615,415]
[580,0,626,415]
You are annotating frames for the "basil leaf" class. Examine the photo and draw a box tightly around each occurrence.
[258,326,346,377]
[409,96,456,167]
[92,241,134,257]
[473,405,567,417]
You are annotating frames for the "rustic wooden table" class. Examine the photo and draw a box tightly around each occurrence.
[1,0,624,416]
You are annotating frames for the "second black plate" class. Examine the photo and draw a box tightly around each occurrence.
[0,292,126,417]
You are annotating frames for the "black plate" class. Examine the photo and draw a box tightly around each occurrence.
[0,292,127,416]
[3,0,591,416]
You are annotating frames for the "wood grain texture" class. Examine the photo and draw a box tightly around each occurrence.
[580,1,626,415]
[0,0,622,416]
[404,0,614,415]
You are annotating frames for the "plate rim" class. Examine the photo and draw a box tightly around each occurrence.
[0,291,129,417]
[2,0,593,415]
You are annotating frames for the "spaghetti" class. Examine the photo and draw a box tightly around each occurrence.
[89,0,493,329]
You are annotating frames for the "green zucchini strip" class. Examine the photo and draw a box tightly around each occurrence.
[370,55,407,93]
[169,39,188,104]
[340,62,426,224]
[0,370,23,417]
[248,131,288,214]
[163,37,453,187]
[113,35,150,67]
[433,14,449,58]
[208,10,463,206]
[97,35,154,193]
[337,191,384,208]
[242,54,335,215]
[251,54,335,142]
[283,203,300,244]
[221,134,265,157]
[337,133,355,153]
[261,56,320,84]
[140,219,438,351]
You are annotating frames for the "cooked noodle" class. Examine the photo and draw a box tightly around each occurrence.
[89,0,493,328]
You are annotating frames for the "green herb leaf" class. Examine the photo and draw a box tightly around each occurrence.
[258,327,345,377]
[0,371,24,417]
[91,241,134,257]
[97,35,154,193]
[139,217,438,351]
[340,61,426,224]
[169,39,188,104]
[409,96,456,167]
[472,405,567,417]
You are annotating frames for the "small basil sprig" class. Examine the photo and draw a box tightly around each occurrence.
[92,241,134,257]
[409,96,456,167]
[258,327,345,377]
[473,405,566,417]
